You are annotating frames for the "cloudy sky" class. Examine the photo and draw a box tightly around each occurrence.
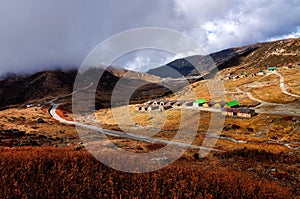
[0,0,299,75]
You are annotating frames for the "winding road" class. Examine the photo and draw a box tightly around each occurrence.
[48,84,223,152]
[274,71,300,98]
[48,76,299,151]
[236,71,300,116]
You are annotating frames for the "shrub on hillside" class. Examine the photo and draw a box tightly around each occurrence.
[0,147,292,198]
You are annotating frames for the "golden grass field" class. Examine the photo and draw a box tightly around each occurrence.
[1,67,299,151]
[0,66,299,197]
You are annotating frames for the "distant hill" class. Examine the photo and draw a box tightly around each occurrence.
[147,38,300,78]
[1,37,299,109]
[0,67,168,110]
[0,70,76,109]
[217,38,300,76]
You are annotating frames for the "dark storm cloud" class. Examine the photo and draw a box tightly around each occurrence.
[0,0,299,75]
[0,0,178,76]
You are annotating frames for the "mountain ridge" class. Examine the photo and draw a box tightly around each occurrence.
[1,37,299,109]
[147,37,300,78]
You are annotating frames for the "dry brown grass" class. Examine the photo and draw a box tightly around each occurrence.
[94,105,300,154]
[0,106,79,146]
[243,73,298,103]
[0,146,296,198]
[280,68,300,95]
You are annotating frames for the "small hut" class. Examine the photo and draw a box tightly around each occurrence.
[241,72,248,77]
[184,101,194,107]
[193,98,206,107]
[203,101,215,108]
[144,100,154,106]
[168,100,177,106]
[147,105,159,111]
[225,100,239,108]
[158,105,164,112]
[163,105,172,110]
[135,105,143,112]
[237,108,255,118]
[221,108,235,116]
[159,100,169,106]
[174,100,185,107]
[257,70,265,76]
[267,66,277,71]
[141,106,148,112]
[233,76,239,80]
[214,101,226,109]
[152,101,159,106]
[223,76,231,81]
[158,105,172,112]
[221,108,255,118]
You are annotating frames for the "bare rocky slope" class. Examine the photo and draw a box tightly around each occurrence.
[147,38,300,78]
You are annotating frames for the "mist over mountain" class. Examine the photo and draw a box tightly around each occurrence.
[1,37,299,109]
[0,1,299,76]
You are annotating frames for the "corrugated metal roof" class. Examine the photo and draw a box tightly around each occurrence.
[226,100,239,107]
[222,108,255,113]
[195,98,206,104]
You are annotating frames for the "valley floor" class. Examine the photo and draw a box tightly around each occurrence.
[0,66,299,197]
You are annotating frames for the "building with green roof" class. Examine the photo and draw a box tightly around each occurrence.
[193,98,207,107]
[225,100,239,107]
[195,98,206,104]
[267,66,277,71]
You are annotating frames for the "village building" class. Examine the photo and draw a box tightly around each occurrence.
[226,73,232,77]
[213,101,226,109]
[159,100,169,106]
[147,105,159,111]
[184,101,194,107]
[158,105,172,112]
[241,72,248,77]
[223,76,231,81]
[193,98,206,107]
[257,70,265,76]
[168,100,177,106]
[233,75,239,80]
[221,108,234,116]
[203,101,215,108]
[144,100,154,106]
[135,105,143,112]
[237,108,256,118]
[141,106,149,112]
[221,108,255,118]
[225,100,239,108]
[173,100,186,107]
[267,66,277,71]
[163,105,172,110]
[202,103,209,108]
[152,101,159,106]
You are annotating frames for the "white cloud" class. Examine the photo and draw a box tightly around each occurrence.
[174,0,300,52]
[124,56,152,72]
[266,30,300,41]
[119,49,176,72]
